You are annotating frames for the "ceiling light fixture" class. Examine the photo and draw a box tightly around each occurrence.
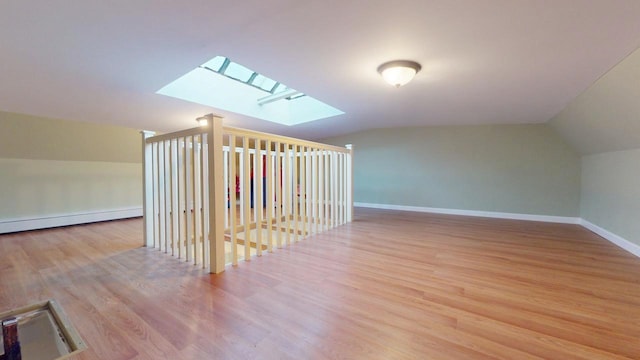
[377,60,421,87]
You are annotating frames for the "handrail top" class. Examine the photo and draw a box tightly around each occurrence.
[145,126,205,144]
[145,125,349,153]
[223,126,349,153]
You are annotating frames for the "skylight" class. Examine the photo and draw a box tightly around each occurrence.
[157,56,344,126]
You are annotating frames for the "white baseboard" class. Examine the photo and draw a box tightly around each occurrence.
[354,202,640,258]
[0,207,143,234]
[354,202,580,224]
[580,219,640,258]
[4,204,638,260]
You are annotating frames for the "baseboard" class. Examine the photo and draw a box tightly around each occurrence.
[354,202,640,258]
[579,219,640,258]
[354,202,580,224]
[0,207,143,234]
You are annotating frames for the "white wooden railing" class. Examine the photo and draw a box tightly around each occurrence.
[141,115,353,273]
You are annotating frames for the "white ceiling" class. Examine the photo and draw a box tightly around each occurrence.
[1,1,640,140]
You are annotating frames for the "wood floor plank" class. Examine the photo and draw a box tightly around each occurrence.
[1,208,640,359]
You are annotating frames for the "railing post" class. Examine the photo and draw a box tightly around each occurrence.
[141,130,156,247]
[207,114,226,273]
[345,144,354,222]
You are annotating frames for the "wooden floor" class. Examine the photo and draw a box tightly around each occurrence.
[1,208,640,359]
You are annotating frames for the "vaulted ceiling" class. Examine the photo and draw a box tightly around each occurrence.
[550,45,640,155]
[1,1,640,141]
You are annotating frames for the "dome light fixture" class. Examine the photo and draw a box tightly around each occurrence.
[377,60,422,87]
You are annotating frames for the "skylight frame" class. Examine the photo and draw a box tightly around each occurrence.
[157,55,344,126]
[199,56,305,100]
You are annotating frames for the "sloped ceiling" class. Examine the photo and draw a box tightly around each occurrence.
[550,47,640,155]
[1,1,640,140]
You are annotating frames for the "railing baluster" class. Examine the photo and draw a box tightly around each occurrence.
[325,149,330,230]
[251,143,257,239]
[292,144,299,242]
[161,141,167,252]
[193,135,201,266]
[318,149,324,233]
[339,152,344,226]
[275,142,282,248]
[191,136,198,265]
[255,140,263,256]
[142,123,353,272]
[238,145,245,256]
[243,136,251,261]
[321,149,326,231]
[311,148,317,235]
[200,134,208,268]
[223,147,229,230]
[157,142,162,251]
[341,151,346,225]
[283,143,291,246]
[266,140,273,253]
[164,141,171,252]
[171,139,178,255]
[346,144,353,222]
[191,137,198,265]
[229,135,238,265]
[158,141,164,252]
[307,147,312,236]
[207,117,226,274]
[175,139,180,258]
[324,150,329,231]
[185,136,192,263]
[300,146,307,238]
[141,131,155,247]
[333,151,337,227]
[153,142,160,249]
[178,137,185,259]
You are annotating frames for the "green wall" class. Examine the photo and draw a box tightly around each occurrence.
[0,111,142,226]
[324,124,581,217]
[0,159,140,219]
[549,46,640,247]
[580,149,640,246]
[0,111,141,162]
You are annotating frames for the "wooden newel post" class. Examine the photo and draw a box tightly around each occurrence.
[207,114,226,274]
[141,130,156,247]
[345,144,354,222]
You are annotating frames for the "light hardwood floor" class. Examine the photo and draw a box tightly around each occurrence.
[1,208,639,359]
